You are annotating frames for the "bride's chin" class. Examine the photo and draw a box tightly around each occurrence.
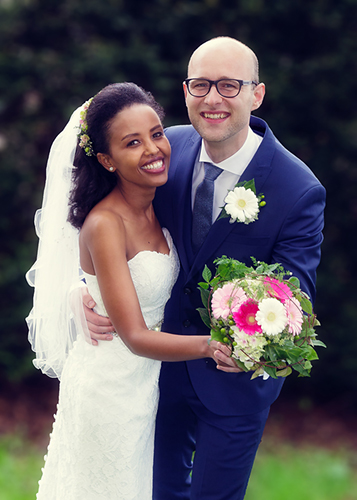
[150,172,168,187]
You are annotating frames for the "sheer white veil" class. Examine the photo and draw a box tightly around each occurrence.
[26,105,89,379]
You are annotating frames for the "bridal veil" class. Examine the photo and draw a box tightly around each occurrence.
[26,105,89,379]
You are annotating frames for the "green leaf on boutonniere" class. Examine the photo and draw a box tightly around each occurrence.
[217,206,229,220]
[240,178,256,193]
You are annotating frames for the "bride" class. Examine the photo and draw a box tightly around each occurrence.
[26,82,231,500]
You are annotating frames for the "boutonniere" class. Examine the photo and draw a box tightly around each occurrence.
[219,179,266,225]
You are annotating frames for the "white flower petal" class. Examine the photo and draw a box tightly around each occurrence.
[256,297,287,336]
[224,187,259,224]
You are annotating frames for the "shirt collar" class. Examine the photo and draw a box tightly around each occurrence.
[199,126,262,176]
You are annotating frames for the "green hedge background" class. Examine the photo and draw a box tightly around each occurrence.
[1,0,356,407]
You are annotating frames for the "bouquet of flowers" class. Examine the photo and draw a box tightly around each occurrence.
[198,257,325,379]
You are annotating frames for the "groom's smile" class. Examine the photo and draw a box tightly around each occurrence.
[201,112,230,121]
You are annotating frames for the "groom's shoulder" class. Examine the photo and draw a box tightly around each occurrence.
[164,124,200,145]
[252,116,323,188]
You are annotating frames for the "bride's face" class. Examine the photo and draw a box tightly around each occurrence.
[99,104,171,188]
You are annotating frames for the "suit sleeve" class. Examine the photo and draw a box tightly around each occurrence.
[271,183,326,303]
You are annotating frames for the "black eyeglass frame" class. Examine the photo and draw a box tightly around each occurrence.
[184,78,259,98]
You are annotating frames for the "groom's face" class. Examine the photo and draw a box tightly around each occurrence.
[183,40,264,162]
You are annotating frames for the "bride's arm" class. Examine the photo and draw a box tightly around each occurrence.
[82,286,240,369]
[81,212,235,364]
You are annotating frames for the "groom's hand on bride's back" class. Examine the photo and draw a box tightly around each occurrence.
[82,287,115,345]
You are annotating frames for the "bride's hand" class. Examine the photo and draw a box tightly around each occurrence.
[82,287,115,345]
[208,340,243,373]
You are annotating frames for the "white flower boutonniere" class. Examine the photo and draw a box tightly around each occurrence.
[219,179,266,225]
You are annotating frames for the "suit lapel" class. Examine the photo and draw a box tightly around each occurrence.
[239,117,275,192]
[170,132,201,274]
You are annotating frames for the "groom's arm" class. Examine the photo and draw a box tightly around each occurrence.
[271,183,326,302]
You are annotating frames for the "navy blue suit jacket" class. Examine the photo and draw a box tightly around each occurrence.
[153,116,325,416]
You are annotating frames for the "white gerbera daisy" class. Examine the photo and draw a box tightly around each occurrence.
[255,297,287,336]
[224,187,259,224]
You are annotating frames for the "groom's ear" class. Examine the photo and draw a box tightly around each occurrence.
[183,81,188,99]
[251,83,265,111]
[97,152,114,172]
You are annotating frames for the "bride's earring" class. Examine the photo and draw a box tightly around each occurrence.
[109,167,114,172]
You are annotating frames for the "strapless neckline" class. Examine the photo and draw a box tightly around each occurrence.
[83,227,172,277]
[128,247,170,264]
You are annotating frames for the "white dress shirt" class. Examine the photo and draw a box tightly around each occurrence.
[191,127,263,222]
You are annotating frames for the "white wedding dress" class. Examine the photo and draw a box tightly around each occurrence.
[36,229,179,500]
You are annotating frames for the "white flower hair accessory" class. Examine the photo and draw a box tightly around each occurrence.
[219,179,265,225]
[78,97,95,156]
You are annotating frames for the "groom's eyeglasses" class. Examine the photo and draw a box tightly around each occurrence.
[184,78,258,98]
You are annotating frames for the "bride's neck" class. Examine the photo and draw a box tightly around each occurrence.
[112,184,156,217]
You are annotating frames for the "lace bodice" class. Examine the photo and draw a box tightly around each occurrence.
[84,228,180,331]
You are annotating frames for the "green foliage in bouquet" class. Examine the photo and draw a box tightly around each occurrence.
[198,257,325,379]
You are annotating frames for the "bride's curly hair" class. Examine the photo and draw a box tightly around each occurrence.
[68,82,165,229]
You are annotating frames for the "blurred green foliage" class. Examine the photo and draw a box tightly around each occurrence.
[1,0,356,404]
[246,444,357,500]
[0,434,43,499]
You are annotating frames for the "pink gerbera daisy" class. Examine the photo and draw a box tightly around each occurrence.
[233,299,262,336]
[285,297,303,335]
[211,283,247,320]
[264,277,293,303]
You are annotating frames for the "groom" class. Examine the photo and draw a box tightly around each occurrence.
[85,37,325,499]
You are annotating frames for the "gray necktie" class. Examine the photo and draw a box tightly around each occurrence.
[192,163,223,253]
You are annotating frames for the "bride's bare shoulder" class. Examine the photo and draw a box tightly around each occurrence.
[80,201,125,245]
